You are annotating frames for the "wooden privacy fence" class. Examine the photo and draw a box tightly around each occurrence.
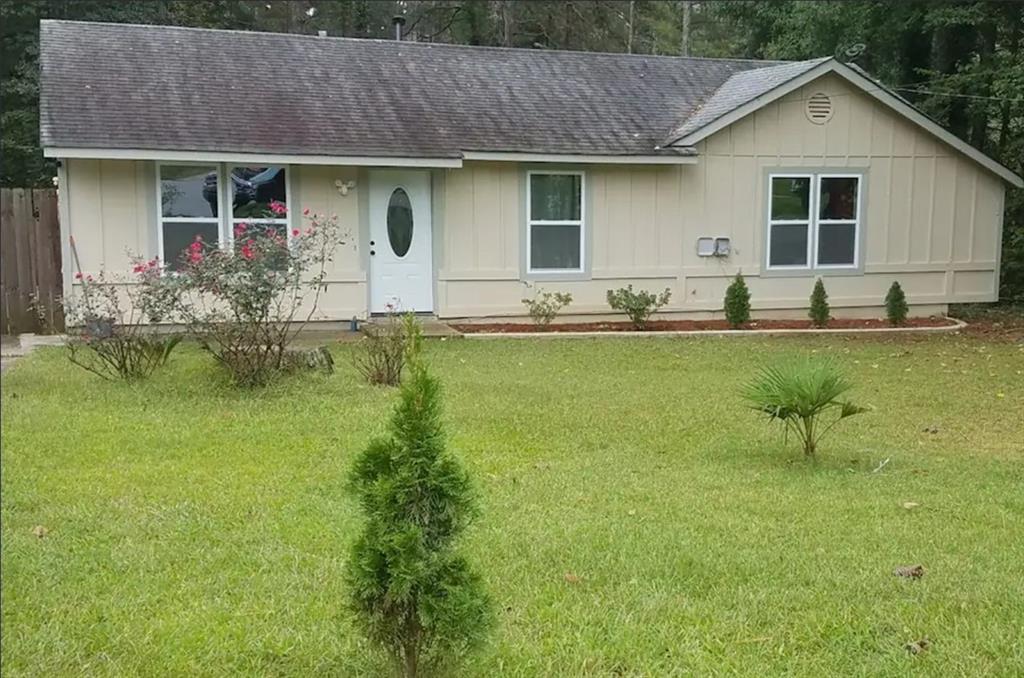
[0,188,64,335]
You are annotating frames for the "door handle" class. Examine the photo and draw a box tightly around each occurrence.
[370,250,376,256]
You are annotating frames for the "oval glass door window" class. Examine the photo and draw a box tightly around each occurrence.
[386,188,414,257]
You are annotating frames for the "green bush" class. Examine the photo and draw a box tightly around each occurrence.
[606,285,672,330]
[809,278,830,327]
[522,286,573,326]
[885,281,909,326]
[347,331,491,677]
[743,360,869,458]
[723,272,752,328]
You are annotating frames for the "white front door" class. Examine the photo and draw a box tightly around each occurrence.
[368,170,433,313]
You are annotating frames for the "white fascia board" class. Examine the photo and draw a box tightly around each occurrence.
[670,60,1023,188]
[461,151,698,165]
[43,147,464,168]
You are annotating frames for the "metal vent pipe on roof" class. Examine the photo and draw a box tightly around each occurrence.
[392,15,406,41]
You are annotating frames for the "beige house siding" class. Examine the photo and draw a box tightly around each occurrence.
[61,72,1006,321]
[438,72,1005,318]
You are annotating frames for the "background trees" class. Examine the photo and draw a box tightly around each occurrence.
[3,0,1020,298]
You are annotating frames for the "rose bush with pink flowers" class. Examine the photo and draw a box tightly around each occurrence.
[65,206,345,386]
[163,207,346,386]
[65,257,182,381]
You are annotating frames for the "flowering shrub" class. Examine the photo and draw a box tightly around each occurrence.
[65,258,181,381]
[166,206,346,387]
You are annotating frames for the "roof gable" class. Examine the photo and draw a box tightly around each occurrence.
[666,59,1022,188]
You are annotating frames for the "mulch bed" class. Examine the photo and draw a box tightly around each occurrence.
[453,316,959,334]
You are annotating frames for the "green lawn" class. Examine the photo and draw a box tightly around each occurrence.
[2,334,1023,676]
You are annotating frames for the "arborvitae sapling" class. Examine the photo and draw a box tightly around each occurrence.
[346,317,491,678]
[809,278,830,327]
[885,281,909,326]
[723,272,752,328]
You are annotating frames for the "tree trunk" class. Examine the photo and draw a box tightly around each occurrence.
[680,0,691,56]
[627,0,635,54]
[998,8,1020,155]
[970,19,997,152]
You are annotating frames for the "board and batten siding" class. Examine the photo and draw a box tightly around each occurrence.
[60,160,368,320]
[60,71,1006,321]
[437,72,1004,318]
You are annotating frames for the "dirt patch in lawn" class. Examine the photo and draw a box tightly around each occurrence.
[453,316,958,334]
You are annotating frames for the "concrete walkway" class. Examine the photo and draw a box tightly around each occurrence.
[1,336,28,372]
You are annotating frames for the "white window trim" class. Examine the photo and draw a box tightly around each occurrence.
[227,164,293,247]
[766,172,861,272]
[156,161,225,269]
[526,169,585,274]
[156,161,293,267]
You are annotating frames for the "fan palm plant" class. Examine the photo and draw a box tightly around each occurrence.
[743,360,869,457]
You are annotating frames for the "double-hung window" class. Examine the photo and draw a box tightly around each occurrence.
[527,171,584,273]
[159,164,222,271]
[158,163,290,270]
[767,173,861,271]
[229,165,290,242]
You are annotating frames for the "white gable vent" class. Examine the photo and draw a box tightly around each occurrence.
[806,92,834,124]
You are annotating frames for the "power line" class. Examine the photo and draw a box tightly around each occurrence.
[895,87,1024,104]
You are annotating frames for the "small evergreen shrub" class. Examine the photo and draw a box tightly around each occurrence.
[743,359,869,458]
[723,272,752,328]
[347,329,491,678]
[522,286,573,326]
[606,285,672,330]
[885,281,909,326]
[808,278,830,327]
[353,310,420,386]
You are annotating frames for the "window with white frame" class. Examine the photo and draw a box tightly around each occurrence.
[229,165,289,242]
[527,171,584,272]
[767,173,861,270]
[157,163,290,270]
[159,164,222,271]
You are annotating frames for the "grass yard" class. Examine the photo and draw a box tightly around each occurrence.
[2,332,1023,676]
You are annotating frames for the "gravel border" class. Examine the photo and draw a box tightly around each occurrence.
[458,317,968,339]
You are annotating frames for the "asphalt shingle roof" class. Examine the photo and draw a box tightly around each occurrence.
[40,20,799,158]
[665,58,831,143]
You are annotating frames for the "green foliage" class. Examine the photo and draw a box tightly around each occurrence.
[347,336,491,677]
[723,272,752,328]
[808,278,830,327]
[743,359,869,457]
[163,209,345,387]
[885,281,909,326]
[606,285,672,330]
[522,285,573,326]
[353,310,421,386]
[64,260,182,381]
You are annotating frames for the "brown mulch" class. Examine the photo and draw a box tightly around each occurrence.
[453,316,958,334]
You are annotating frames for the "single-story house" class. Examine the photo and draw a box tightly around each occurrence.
[40,20,1022,321]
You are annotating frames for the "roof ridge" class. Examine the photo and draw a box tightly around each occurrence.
[40,19,792,65]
